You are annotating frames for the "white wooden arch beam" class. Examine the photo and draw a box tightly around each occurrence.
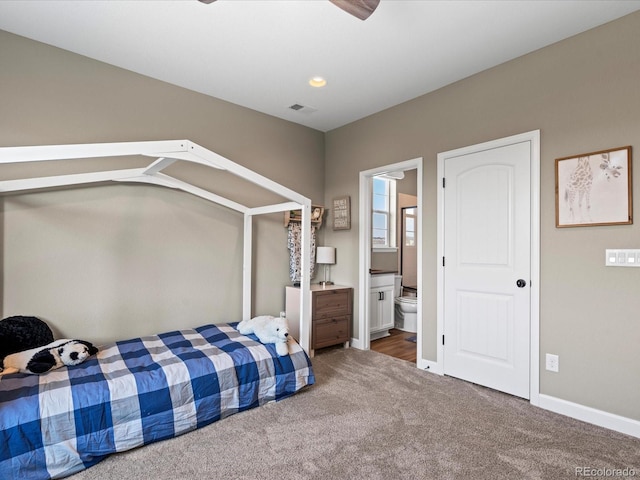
[0,168,146,193]
[114,173,249,214]
[0,168,249,214]
[0,140,190,164]
[0,139,313,354]
[184,142,308,205]
[0,140,306,205]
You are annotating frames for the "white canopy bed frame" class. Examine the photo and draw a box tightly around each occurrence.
[0,139,312,353]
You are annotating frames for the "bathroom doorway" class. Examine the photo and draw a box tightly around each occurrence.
[370,194,418,363]
[357,157,423,366]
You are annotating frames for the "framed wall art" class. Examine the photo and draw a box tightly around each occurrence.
[555,146,632,227]
[332,195,351,230]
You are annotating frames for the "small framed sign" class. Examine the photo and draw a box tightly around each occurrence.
[332,195,351,230]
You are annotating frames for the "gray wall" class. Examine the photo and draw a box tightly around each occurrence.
[0,30,325,344]
[324,12,640,421]
[2,10,640,423]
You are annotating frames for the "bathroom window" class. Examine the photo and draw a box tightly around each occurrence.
[372,177,397,250]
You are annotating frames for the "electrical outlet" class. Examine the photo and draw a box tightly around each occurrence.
[546,353,559,372]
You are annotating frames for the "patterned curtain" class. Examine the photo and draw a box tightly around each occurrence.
[287,223,316,283]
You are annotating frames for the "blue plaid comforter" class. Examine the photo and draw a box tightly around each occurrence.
[0,323,314,480]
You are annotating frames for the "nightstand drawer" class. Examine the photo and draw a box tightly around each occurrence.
[313,315,350,349]
[313,289,352,319]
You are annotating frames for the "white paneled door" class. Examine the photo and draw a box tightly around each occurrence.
[443,140,531,399]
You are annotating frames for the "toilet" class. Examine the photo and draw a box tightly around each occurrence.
[393,275,418,333]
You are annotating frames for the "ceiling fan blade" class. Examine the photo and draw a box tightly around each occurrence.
[329,0,380,21]
[198,0,379,21]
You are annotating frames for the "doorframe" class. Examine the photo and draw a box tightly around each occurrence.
[356,157,423,362]
[436,130,540,406]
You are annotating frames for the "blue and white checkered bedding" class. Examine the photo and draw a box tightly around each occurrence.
[0,323,314,480]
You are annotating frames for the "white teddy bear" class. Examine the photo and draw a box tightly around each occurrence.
[237,315,291,356]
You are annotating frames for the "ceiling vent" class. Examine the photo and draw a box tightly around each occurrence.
[288,103,318,114]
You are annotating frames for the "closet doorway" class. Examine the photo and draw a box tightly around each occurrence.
[357,157,423,365]
[436,130,540,401]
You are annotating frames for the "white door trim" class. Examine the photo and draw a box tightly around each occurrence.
[355,157,423,364]
[436,130,540,405]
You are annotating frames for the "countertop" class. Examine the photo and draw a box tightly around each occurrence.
[369,269,398,275]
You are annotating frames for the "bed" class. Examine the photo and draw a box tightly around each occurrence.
[0,140,317,478]
[0,322,314,480]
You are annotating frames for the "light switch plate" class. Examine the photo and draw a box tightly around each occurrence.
[605,249,640,267]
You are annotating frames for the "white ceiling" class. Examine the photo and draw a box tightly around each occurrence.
[1,0,639,132]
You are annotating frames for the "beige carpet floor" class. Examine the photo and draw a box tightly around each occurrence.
[70,348,640,480]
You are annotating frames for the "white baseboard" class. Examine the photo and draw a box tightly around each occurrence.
[417,358,443,375]
[538,394,640,439]
[350,337,363,350]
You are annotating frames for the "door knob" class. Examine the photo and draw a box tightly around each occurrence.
[516,279,527,288]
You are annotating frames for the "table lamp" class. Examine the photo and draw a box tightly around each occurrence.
[316,246,336,286]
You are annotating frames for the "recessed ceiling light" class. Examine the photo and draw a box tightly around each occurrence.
[309,76,327,88]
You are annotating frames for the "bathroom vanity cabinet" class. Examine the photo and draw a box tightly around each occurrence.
[286,285,352,356]
[370,274,395,339]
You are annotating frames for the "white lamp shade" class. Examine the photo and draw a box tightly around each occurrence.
[316,246,336,265]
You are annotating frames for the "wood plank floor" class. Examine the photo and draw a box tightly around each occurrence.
[370,328,416,363]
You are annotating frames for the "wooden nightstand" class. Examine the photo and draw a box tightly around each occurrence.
[286,285,352,356]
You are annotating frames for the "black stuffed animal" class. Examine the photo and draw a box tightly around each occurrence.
[0,315,55,361]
